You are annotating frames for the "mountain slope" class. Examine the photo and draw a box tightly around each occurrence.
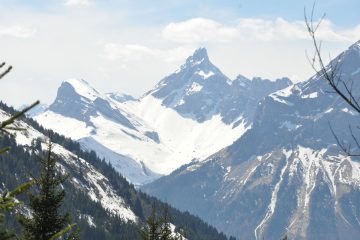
[35,79,164,185]
[0,102,232,240]
[35,48,291,185]
[143,41,360,240]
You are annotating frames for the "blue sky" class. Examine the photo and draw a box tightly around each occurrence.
[0,0,359,106]
[7,0,358,26]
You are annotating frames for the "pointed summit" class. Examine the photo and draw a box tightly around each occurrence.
[48,78,135,129]
[61,78,101,101]
[186,47,209,64]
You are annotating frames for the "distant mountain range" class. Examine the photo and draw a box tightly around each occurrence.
[34,47,291,185]
[143,41,360,240]
[30,41,360,240]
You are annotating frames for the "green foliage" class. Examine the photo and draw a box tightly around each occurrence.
[140,207,161,240]
[140,206,185,240]
[49,224,76,240]
[20,141,78,240]
[0,61,38,240]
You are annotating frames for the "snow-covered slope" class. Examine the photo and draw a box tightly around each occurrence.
[35,79,164,185]
[35,78,247,185]
[122,95,248,169]
[143,40,360,240]
[0,109,137,222]
[35,48,291,186]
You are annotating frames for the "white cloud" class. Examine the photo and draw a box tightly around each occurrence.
[162,17,360,43]
[0,25,36,38]
[64,0,93,7]
[104,44,157,61]
[103,43,194,63]
[162,18,239,44]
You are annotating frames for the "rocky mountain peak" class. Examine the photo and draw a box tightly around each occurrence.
[60,78,101,101]
[185,47,209,65]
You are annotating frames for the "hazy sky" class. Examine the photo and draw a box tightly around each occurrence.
[0,0,360,107]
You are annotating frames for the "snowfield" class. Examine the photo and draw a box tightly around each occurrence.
[0,110,137,222]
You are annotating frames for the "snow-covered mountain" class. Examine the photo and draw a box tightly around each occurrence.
[143,41,360,240]
[35,79,162,185]
[34,48,291,185]
[0,103,229,240]
[147,47,292,125]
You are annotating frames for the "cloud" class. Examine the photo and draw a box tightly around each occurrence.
[0,25,36,38]
[64,0,93,7]
[162,17,360,43]
[162,18,239,44]
[103,43,194,63]
[103,44,157,61]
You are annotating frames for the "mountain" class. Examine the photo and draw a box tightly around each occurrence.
[34,48,291,186]
[0,102,232,240]
[143,41,360,240]
[35,78,163,185]
[147,47,292,125]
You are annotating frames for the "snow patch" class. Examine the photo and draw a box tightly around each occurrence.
[269,94,294,106]
[196,70,215,79]
[341,108,358,116]
[301,92,318,99]
[187,82,203,94]
[255,150,291,240]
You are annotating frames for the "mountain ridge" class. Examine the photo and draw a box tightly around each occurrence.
[143,40,360,240]
[34,47,292,185]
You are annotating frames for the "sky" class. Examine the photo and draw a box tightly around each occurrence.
[0,0,360,107]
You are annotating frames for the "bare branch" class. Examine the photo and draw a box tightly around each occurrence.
[305,6,360,113]
[0,64,12,80]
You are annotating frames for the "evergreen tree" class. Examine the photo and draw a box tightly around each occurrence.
[0,62,38,240]
[159,209,172,240]
[20,141,77,240]
[140,205,185,240]
[0,181,34,240]
[140,206,160,240]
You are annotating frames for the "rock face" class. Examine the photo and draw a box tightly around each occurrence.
[35,48,291,186]
[49,79,135,129]
[143,41,360,240]
[149,47,292,126]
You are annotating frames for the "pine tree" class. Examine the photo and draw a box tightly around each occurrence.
[0,181,35,240]
[20,141,78,240]
[159,207,172,240]
[140,206,160,240]
[0,62,38,240]
[140,205,185,240]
